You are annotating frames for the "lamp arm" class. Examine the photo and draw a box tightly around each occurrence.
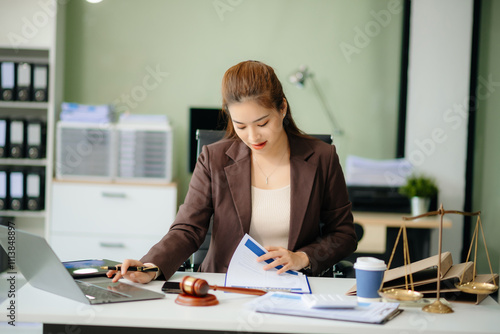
[309,76,343,136]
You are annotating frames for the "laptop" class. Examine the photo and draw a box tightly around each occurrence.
[0,225,165,304]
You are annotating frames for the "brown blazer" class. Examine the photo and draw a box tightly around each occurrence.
[141,134,357,279]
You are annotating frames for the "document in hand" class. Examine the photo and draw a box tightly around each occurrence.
[224,234,311,293]
[246,292,402,324]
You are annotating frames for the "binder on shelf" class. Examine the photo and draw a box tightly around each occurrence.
[26,168,44,211]
[33,64,48,102]
[0,118,8,158]
[26,120,46,159]
[9,119,26,158]
[16,63,32,102]
[9,169,25,211]
[0,61,16,101]
[0,169,7,210]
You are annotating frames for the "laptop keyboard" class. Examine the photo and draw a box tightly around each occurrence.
[75,280,131,301]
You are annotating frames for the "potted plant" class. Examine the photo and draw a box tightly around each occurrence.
[399,174,438,216]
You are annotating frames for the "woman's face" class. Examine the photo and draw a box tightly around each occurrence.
[228,99,287,155]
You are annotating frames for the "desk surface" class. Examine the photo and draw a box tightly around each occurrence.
[1,272,499,334]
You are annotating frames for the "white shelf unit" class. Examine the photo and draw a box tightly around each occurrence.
[0,0,66,238]
[49,180,177,262]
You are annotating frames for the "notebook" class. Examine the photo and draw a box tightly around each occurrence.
[0,225,165,304]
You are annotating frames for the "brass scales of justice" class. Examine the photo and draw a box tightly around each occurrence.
[378,204,498,314]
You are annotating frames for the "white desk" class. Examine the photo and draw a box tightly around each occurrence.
[1,272,499,334]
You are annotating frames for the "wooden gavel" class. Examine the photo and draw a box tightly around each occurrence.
[180,276,267,297]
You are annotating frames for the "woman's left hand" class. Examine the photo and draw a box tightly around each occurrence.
[257,246,310,274]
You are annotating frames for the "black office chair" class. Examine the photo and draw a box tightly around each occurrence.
[188,130,360,276]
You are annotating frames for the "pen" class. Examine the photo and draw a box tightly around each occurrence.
[101,266,159,272]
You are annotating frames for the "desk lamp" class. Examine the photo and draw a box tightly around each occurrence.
[288,66,343,136]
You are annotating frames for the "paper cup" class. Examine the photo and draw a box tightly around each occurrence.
[354,257,386,303]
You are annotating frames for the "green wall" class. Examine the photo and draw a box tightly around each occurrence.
[473,0,500,275]
[63,0,403,202]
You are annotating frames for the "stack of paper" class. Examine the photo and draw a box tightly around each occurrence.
[345,155,413,187]
[60,102,115,123]
[118,113,169,125]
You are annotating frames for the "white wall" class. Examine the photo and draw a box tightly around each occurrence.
[62,0,404,202]
[405,0,473,261]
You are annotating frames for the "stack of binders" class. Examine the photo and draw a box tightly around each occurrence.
[0,167,45,211]
[0,118,46,159]
[0,61,48,102]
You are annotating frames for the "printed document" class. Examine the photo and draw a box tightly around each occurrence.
[224,234,311,293]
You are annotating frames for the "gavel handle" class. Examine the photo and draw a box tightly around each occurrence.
[209,285,267,296]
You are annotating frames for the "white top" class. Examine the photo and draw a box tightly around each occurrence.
[249,185,290,249]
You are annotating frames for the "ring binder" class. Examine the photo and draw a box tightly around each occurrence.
[33,64,48,102]
[26,168,45,210]
[16,62,32,102]
[0,62,16,101]
[0,118,8,158]
[27,120,46,159]
[9,169,25,211]
[9,119,26,158]
[0,169,7,210]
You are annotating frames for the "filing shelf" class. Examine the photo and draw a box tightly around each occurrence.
[0,0,65,238]
[0,158,47,166]
[0,48,51,224]
[0,210,45,218]
[0,101,49,110]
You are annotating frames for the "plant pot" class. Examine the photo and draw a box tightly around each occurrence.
[411,196,431,216]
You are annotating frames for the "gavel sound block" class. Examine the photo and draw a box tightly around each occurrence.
[175,276,267,307]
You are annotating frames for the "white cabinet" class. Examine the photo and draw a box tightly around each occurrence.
[50,181,177,262]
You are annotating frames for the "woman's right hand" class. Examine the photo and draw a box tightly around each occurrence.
[106,259,156,284]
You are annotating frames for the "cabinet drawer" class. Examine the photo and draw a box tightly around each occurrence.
[50,233,161,262]
[51,182,177,236]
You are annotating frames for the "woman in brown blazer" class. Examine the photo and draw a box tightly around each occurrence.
[109,61,357,283]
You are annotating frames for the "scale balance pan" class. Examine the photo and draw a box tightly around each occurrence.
[455,282,498,294]
[379,288,424,301]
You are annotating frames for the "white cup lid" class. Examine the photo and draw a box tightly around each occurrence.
[354,257,387,271]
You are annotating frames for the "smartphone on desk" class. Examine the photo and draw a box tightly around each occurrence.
[162,281,182,294]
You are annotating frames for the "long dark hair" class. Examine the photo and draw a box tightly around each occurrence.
[221,60,309,140]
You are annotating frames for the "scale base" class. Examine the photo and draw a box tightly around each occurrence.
[422,300,453,314]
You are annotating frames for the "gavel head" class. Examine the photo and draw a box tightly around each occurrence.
[180,276,210,297]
